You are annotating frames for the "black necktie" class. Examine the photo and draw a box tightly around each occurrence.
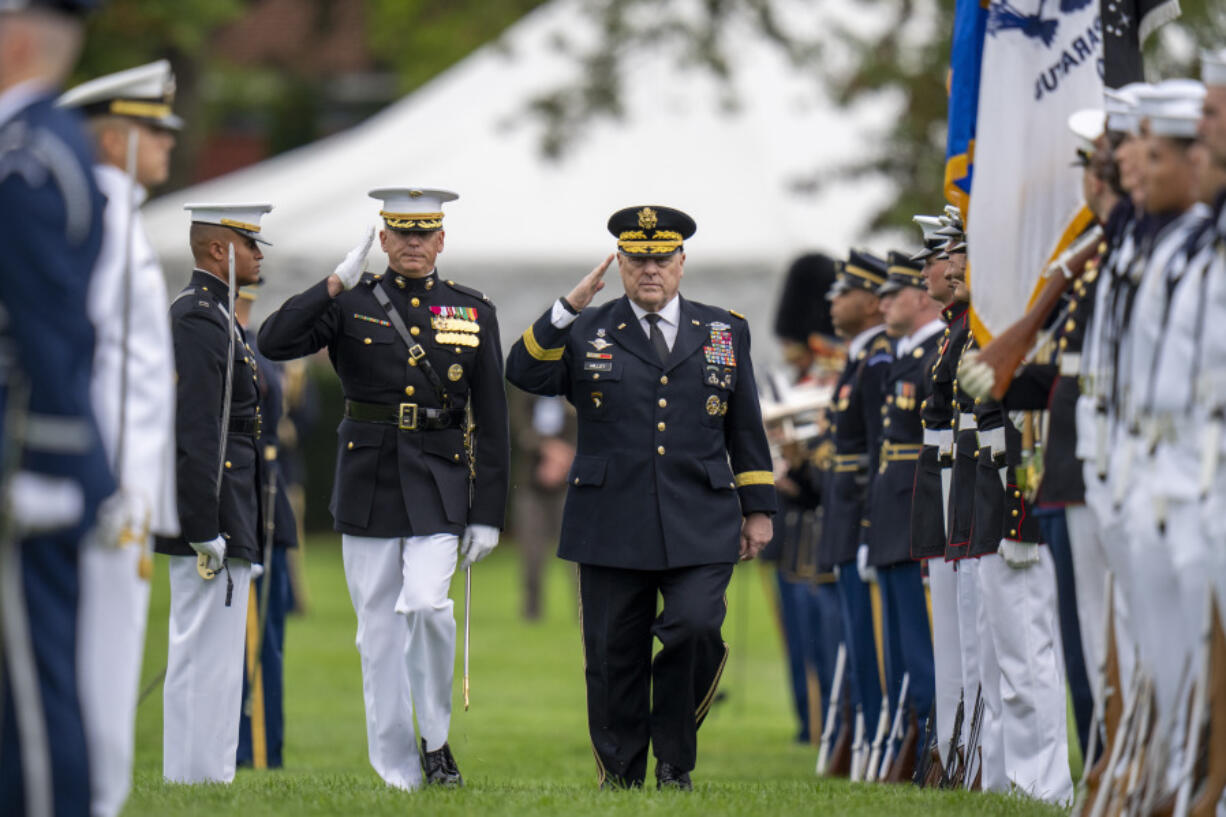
[645,313,669,365]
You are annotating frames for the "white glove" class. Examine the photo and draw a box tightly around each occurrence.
[460,523,500,570]
[856,544,878,584]
[6,470,83,536]
[85,490,125,548]
[957,350,996,402]
[189,535,226,572]
[250,562,265,580]
[999,540,1041,569]
[333,224,376,290]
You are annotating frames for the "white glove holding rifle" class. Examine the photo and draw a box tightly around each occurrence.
[327,224,376,294]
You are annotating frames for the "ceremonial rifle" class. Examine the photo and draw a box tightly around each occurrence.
[866,693,891,783]
[974,225,1103,400]
[878,672,911,782]
[816,643,847,775]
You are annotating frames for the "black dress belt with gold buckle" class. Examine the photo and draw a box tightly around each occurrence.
[344,400,466,431]
[228,415,262,436]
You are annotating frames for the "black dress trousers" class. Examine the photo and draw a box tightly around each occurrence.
[577,562,733,786]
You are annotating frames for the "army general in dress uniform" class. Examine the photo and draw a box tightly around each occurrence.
[505,205,776,790]
[258,188,509,790]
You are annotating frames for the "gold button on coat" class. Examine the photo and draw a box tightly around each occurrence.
[411,297,420,307]
[410,326,420,336]
[347,442,354,450]
[658,398,667,408]
[404,386,415,396]
[657,446,665,455]
[657,422,666,431]
[363,338,372,345]
[660,375,668,385]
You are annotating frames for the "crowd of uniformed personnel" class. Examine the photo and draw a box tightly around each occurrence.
[4,0,1226,814]
[764,51,1226,812]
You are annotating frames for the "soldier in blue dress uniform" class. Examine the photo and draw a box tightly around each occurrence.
[505,205,775,790]
[866,252,944,776]
[0,3,111,816]
[234,287,297,771]
[817,250,893,751]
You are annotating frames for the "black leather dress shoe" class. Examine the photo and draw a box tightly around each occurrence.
[421,739,463,786]
[655,761,693,791]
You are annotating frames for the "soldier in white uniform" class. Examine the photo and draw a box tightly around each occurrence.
[1196,50,1226,633]
[1117,82,1210,787]
[57,61,180,817]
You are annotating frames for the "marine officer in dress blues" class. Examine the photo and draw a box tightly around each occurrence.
[0,3,111,816]
[866,252,943,778]
[818,250,892,761]
[57,59,181,817]
[158,203,269,784]
[258,188,510,790]
[505,205,776,790]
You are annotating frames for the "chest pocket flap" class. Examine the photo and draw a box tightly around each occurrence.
[568,455,607,487]
[342,321,397,346]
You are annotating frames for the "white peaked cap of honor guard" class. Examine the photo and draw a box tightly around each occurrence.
[57,59,182,130]
[1067,108,1105,145]
[1147,99,1207,138]
[1204,49,1226,87]
[913,215,945,244]
[369,187,458,232]
[183,203,274,245]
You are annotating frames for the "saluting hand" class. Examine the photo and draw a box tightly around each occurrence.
[327,224,377,296]
[739,512,773,561]
[564,254,614,312]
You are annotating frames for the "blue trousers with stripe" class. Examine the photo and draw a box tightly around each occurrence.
[835,562,882,732]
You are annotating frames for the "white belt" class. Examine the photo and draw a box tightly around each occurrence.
[958,412,977,432]
[923,428,954,448]
[1059,352,1082,377]
[979,426,1006,453]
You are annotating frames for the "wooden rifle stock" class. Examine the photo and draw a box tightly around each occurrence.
[977,226,1103,400]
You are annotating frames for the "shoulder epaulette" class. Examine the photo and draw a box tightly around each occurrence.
[728,309,746,320]
[444,279,491,304]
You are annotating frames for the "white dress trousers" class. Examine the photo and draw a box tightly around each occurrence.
[341,533,459,791]
[77,543,150,816]
[163,556,251,783]
[978,549,1072,803]
[927,558,964,769]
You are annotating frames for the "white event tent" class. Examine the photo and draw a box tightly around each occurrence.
[144,0,902,345]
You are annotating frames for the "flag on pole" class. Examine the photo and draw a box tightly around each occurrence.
[1101,0,1182,88]
[944,0,989,217]
[965,0,1103,345]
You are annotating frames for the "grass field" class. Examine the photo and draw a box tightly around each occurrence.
[124,536,1070,816]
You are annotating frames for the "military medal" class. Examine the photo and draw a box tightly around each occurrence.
[706,395,721,416]
[588,337,612,351]
[702,326,736,367]
[448,363,464,381]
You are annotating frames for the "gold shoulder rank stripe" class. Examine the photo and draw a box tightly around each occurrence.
[728,309,746,320]
[522,325,564,361]
[734,470,774,487]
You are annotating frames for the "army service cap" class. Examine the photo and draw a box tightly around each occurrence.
[828,249,888,299]
[877,251,926,296]
[185,203,274,245]
[369,187,457,232]
[608,205,696,257]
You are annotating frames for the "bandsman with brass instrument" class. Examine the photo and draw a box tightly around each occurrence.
[258,188,510,789]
